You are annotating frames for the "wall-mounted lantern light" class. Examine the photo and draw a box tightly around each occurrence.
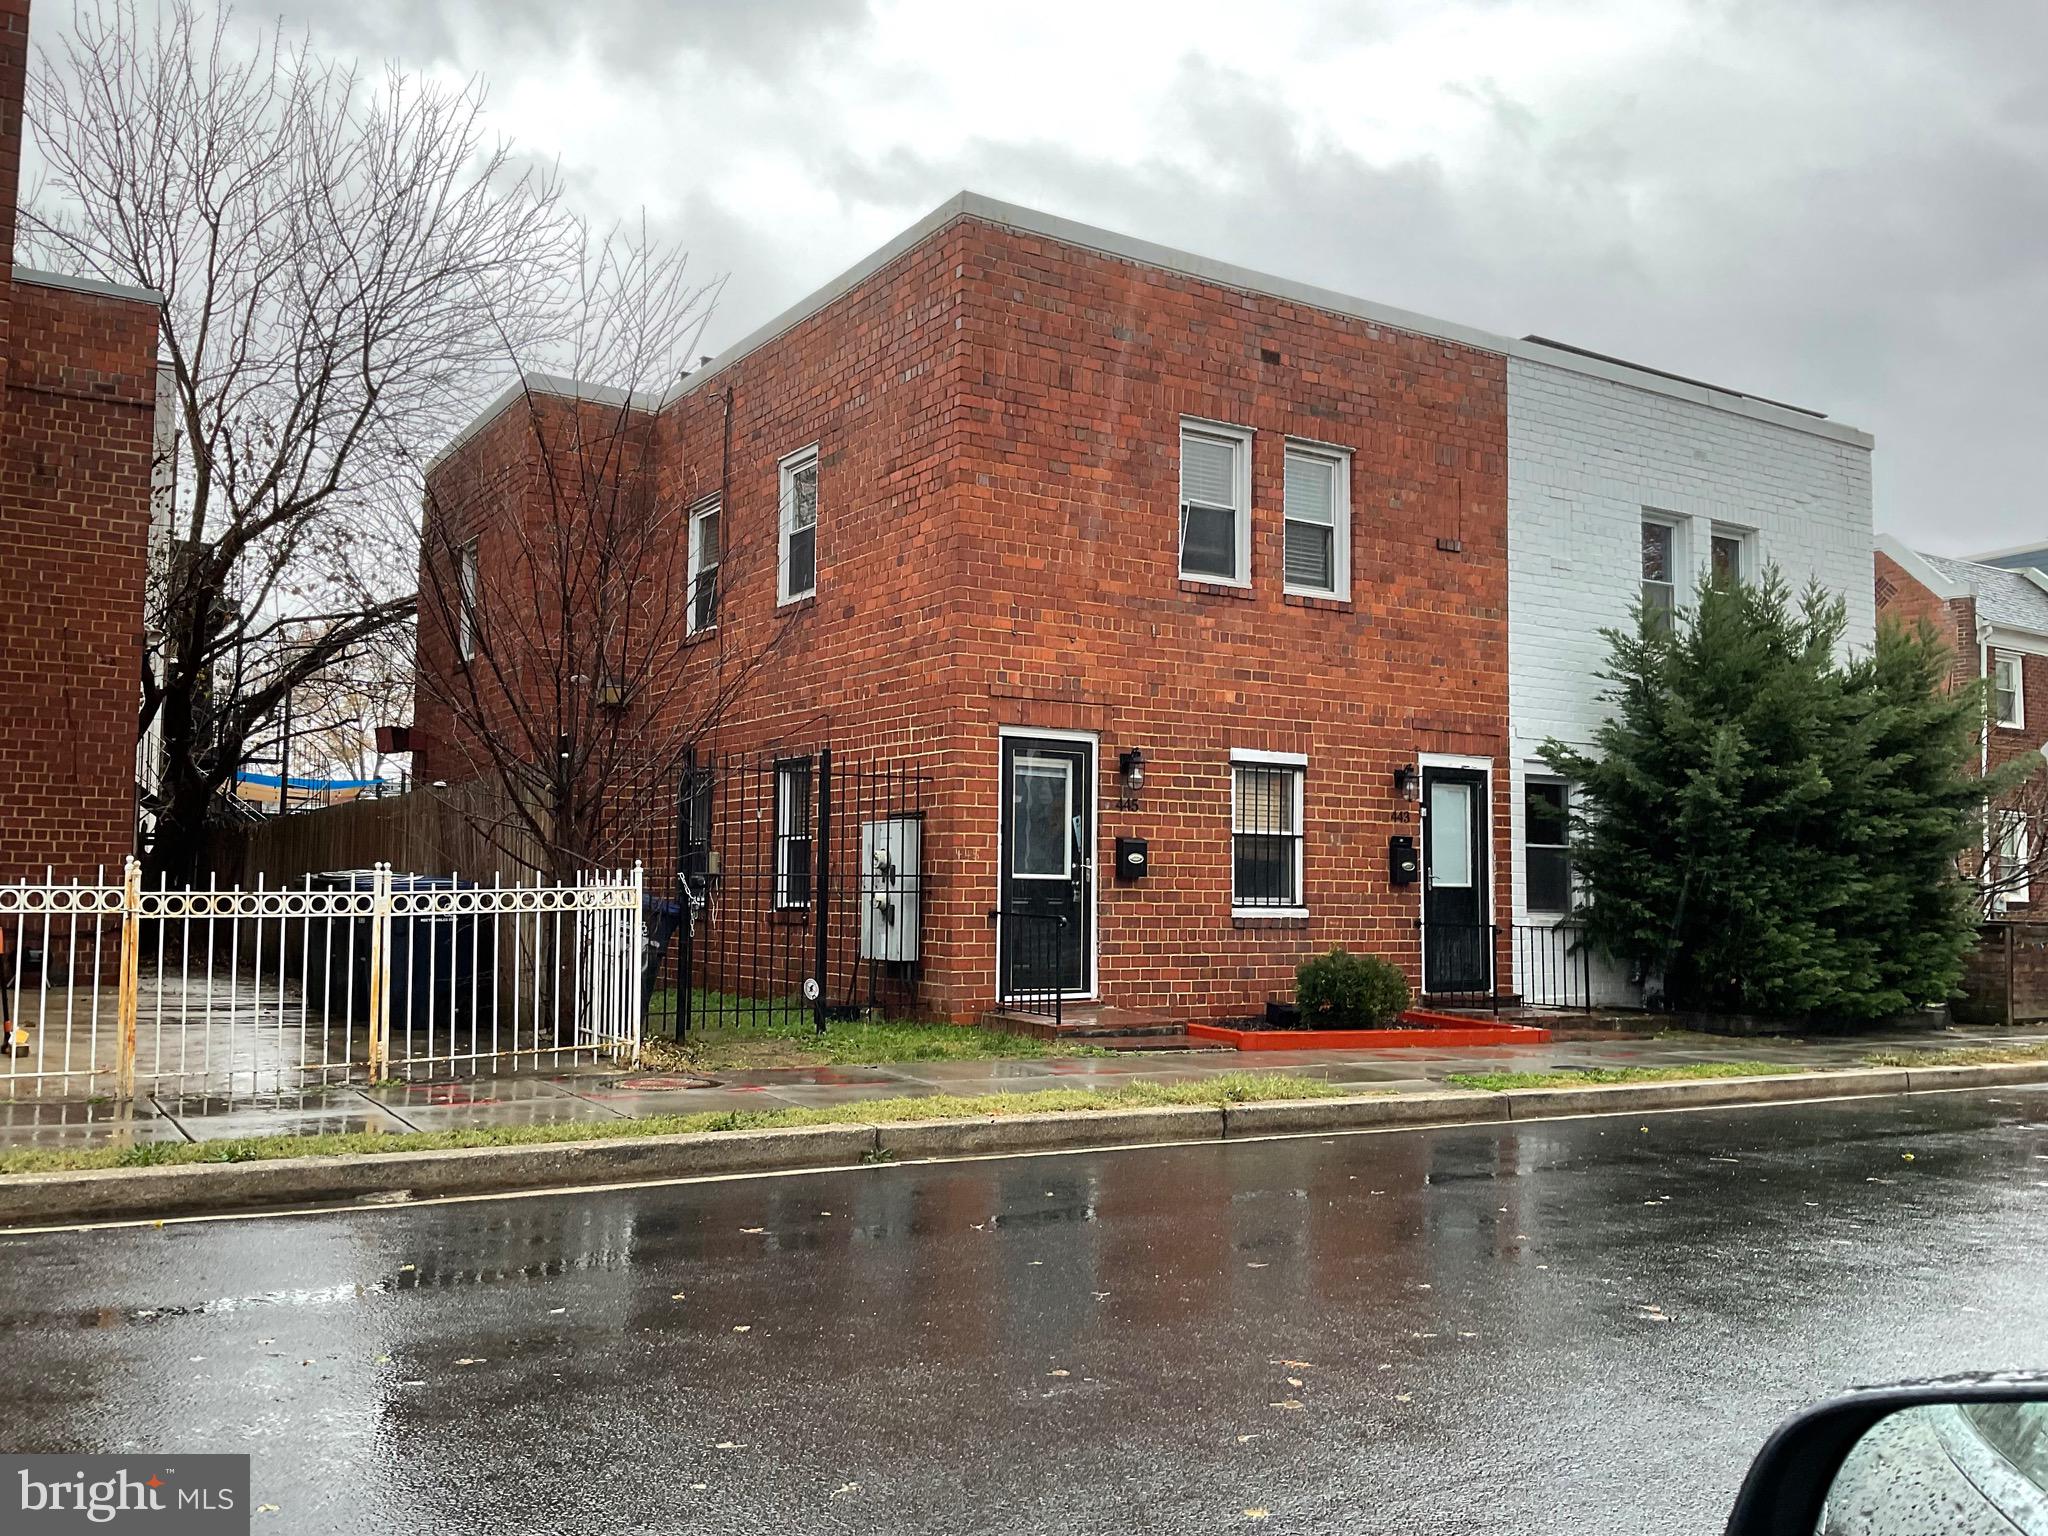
[1393,763,1420,803]
[1118,748,1147,810]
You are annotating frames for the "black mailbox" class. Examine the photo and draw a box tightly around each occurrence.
[1388,834,1419,886]
[1115,836,1149,882]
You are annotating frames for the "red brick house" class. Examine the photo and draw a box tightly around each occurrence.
[1877,534,2048,911]
[416,195,1510,1024]
[0,0,161,883]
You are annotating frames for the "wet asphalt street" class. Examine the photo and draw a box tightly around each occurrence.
[1,1090,2045,1536]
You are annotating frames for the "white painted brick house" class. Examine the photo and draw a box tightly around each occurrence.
[1504,342,1876,1004]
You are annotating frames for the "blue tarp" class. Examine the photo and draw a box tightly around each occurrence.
[235,770,386,792]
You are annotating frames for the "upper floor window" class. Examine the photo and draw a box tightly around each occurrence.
[1524,779,1572,915]
[457,540,480,661]
[687,497,720,635]
[1179,421,1251,585]
[1283,441,1350,599]
[1641,518,1676,632]
[779,446,819,605]
[1231,752,1306,913]
[1994,652,2025,729]
[1710,527,1749,588]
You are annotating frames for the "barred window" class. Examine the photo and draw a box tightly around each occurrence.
[774,758,813,909]
[1232,758,1305,911]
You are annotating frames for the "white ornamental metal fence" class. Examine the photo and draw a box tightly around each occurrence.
[0,860,644,1100]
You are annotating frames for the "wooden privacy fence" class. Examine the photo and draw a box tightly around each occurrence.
[202,780,548,886]
[1954,921,2048,1027]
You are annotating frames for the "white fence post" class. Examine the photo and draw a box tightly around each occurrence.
[367,862,393,1080]
[628,862,645,1064]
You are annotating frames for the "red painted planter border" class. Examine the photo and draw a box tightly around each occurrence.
[1186,1010,1550,1052]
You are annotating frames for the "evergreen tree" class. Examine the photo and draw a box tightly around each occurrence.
[1542,570,2008,1021]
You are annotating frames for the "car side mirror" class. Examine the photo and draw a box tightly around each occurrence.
[1726,1378,2048,1536]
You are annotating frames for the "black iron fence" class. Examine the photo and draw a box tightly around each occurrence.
[1514,921,1593,1009]
[992,909,1066,1030]
[633,749,930,1042]
[1417,920,1499,1012]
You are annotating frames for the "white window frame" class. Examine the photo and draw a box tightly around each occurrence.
[1994,651,2025,729]
[1229,749,1307,917]
[1282,438,1351,599]
[778,444,819,606]
[1708,523,1756,588]
[1998,810,2031,906]
[687,496,720,636]
[457,540,480,662]
[1178,419,1253,587]
[1640,514,1679,627]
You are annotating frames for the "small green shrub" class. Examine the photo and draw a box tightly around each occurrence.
[1295,946,1410,1029]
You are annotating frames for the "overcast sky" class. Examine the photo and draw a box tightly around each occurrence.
[116,0,2048,553]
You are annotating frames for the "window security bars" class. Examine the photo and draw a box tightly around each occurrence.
[1232,762,1303,909]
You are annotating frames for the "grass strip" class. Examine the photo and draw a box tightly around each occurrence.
[637,999,1113,1070]
[0,1072,1356,1177]
[1863,1043,2048,1069]
[1446,1061,1804,1092]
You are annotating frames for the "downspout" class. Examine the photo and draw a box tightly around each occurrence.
[1981,623,1993,914]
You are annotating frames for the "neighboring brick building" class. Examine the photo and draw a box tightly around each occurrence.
[0,0,160,883]
[416,193,1873,1024]
[1876,535,2048,911]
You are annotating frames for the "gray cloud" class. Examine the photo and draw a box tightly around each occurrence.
[212,0,2048,552]
[274,0,873,82]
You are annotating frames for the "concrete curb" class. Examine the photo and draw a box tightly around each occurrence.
[876,1105,1223,1159]
[0,1124,878,1226]
[1495,1067,1914,1120]
[3,1063,2044,1228]
[1223,1091,1507,1137]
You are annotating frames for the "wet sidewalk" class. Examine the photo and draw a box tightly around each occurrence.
[3,1023,2041,1153]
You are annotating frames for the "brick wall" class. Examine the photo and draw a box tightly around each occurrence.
[421,213,1512,1021]
[0,275,159,882]
[0,1,159,883]
[1504,353,1875,1002]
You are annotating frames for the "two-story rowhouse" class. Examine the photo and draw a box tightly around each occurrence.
[1508,348,1876,1005]
[1875,536,2048,912]
[0,0,160,883]
[415,193,1875,1025]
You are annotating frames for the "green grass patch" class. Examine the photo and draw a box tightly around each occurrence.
[640,989,1108,1069]
[1447,1060,1804,1092]
[0,1072,1354,1177]
[1864,1042,2048,1068]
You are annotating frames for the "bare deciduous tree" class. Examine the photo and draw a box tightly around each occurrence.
[414,224,804,884]
[24,0,581,879]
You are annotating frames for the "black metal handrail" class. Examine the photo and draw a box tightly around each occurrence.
[992,908,1067,1030]
[1512,921,1593,1010]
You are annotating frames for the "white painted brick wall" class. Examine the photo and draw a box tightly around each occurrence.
[1505,354,1875,1005]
